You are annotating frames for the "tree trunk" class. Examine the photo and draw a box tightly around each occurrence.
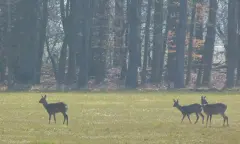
[166,0,179,88]
[186,2,196,86]
[174,0,187,88]
[78,0,94,89]
[6,0,13,88]
[195,0,204,86]
[113,0,125,67]
[137,0,143,69]
[120,0,130,80]
[151,0,163,83]
[46,38,58,80]
[95,0,110,84]
[141,0,152,84]
[160,19,169,83]
[34,0,48,84]
[125,0,141,88]
[57,36,68,85]
[236,2,240,85]
[202,0,218,86]
[226,0,238,88]
[56,0,70,86]
[0,55,6,82]
[66,0,77,85]
[13,0,39,84]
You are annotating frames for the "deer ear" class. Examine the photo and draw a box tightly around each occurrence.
[44,95,46,98]
[204,96,206,98]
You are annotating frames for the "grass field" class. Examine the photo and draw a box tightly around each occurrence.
[0,91,240,144]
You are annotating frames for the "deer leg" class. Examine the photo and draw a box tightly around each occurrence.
[62,113,65,124]
[63,112,68,125]
[225,115,229,126]
[65,113,68,125]
[49,114,52,124]
[187,114,192,124]
[199,112,204,124]
[221,113,225,126]
[194,113,199,124]
[209,115,212,127]
[206,115,209,127]
[221,113,229,126]
[181,114,186,123]
[53,114,56,124]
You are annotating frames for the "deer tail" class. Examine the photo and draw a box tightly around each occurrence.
[64,103,68,112]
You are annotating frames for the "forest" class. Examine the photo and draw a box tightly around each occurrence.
[1,1,240,143]
[0,0,239,91]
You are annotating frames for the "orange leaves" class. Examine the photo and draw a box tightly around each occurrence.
[168,31,176,37]
[196,2,207,23]
[167,31,204,48]
[192,53,203,59]
[193,39,204,48]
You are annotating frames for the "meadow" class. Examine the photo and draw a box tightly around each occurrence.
[0,91,240,144]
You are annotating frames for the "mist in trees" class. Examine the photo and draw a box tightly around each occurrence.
[0,0,239,91]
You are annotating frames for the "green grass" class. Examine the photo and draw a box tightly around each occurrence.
[0,91,240,144]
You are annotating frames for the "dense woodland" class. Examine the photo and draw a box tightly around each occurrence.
[0,0,239,91]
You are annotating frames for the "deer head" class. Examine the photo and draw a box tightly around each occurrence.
[173,99,179,107]
[201,96,208,105]
[39,95,47,104]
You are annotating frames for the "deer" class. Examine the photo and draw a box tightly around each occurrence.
[173,99,204,124]
[201,96,229,127]
[39,95,68,125]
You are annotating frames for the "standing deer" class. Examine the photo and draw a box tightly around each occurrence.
[201,96,229,127]
[39,95,68,125]
[173,99,204,124]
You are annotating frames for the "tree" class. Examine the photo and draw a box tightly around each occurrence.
[236,1,240,85]
[66,0,78,85]
[120,0,130,80]
[94,0,110,84]
[202,0,218,86]
[226,0,238,88]
[141,0,153,84]
[35,0,49,84]
[113,0,125,67]
[186,0,196,86]
[77,0,94,89]
[166,0,179,88]
[10,0,41,85]
[195,0,204,86]
[125,0,141,88]
[174,0,187,88]
[6,0,13,88]
[151,0,164,83]
[46,0,69,88]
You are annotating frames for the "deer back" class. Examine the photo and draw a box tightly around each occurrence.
[203,103,227,115]
[45,102,68,114]
[181,103,202,114]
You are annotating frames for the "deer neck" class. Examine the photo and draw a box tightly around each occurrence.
[42,101,48,109]
[201,102,208,107]
[176,105,183,112]
[201,104,208,110]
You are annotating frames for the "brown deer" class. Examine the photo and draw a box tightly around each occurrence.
[173,99,204,124]
[201,96,229,127]
[39,95,68,125]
